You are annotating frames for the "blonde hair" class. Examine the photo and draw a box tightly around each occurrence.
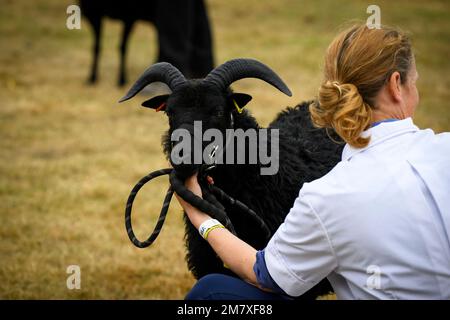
[310,24,413,148]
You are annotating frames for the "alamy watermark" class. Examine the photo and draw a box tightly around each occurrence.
[66,5,81,30]
[366,5,381,29]
[366,264,381,289]
[66,265,81,290]
[170,121,279,176]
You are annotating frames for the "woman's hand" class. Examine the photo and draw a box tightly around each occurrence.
[174,173,211,229]
[175,173,259,286]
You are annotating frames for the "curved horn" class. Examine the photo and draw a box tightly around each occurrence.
[119,62,187,103]
[203,58,292,96]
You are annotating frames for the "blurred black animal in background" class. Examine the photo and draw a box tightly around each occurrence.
[79,0,214,86]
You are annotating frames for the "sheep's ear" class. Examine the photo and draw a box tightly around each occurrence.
[141,94,170,112]
[228,93,252,113]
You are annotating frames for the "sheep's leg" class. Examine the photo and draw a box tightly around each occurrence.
[118,20,134,87]
[88,17,102,84]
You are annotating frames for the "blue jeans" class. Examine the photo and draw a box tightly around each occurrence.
[185,273,293,300]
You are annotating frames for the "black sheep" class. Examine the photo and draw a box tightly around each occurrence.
[120,59,344,299]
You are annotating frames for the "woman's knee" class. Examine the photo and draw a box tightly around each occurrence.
[185,273,233,300]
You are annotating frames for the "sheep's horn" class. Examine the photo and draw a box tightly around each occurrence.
[119,62,186,103]
[203,58,292,96]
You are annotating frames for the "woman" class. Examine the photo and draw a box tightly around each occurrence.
[176,24,450,299]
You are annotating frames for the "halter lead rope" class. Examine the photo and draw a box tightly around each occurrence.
[125,167,271,248]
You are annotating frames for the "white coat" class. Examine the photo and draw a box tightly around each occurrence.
[265,118,450,299]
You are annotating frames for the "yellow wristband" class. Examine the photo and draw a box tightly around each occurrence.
[203,224,225,239]
[199,219,225,239]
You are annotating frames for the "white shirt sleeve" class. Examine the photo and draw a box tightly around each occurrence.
[264,190,338,297]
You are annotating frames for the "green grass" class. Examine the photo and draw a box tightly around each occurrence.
[0,0,449,299]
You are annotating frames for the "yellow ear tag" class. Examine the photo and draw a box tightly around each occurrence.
[233,99,244,114]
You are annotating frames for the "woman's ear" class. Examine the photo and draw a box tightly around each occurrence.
[388,71,403,103]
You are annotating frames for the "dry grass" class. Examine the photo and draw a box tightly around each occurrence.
[0,0,449,299]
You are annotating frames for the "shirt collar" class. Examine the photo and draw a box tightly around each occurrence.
[341,117,419,161]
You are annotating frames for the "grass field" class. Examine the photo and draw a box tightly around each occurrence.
[0,0,449,299]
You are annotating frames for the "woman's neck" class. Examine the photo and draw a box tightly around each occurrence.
[370,99,416,124]
[371,89,414,124]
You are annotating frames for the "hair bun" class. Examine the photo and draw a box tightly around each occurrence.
[319,81,362,105]
[331,81,343,97]
[311,81,372,148]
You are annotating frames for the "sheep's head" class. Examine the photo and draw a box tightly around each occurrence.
[119,59,292,177]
